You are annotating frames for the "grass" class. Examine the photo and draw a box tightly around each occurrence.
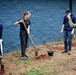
[23,66,59,75]
[3,40,76,75]
[13,59,32,65]
[23,68,41,75]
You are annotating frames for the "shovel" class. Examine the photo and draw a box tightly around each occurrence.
[23,21,38,56]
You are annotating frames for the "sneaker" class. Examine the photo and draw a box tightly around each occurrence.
[21,55,28,60]
[0,69,5,74]
[61,51,67,53]
[68,52,71,55]
[25,54,28,58]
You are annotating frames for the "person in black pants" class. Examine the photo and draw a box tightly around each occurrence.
[14,10,31,59]
[0,22,5,74]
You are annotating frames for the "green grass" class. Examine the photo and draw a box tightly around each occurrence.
[23,66,59,75]
[13,59,32,65]
[23,68,42,75]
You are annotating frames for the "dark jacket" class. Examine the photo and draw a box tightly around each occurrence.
[63,15,76,32]
[0,23,3,39]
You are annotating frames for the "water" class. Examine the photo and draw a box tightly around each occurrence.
[0,0,76,53]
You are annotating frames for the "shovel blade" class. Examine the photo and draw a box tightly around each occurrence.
[35,50,38,56]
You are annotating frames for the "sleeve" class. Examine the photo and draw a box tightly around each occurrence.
[28,20,31,25]
[18,19,22,24]
[69,19,76,28]
[0,24,3,39]
[63,17,65,25]
[72,17,76,23]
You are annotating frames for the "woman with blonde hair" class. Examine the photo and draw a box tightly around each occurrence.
[15,10,31,59]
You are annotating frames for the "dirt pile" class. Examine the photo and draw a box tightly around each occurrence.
[33,54,52,60]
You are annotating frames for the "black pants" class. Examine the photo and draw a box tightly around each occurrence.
[20,31,28,57]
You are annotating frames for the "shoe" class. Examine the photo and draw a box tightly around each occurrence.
[25,54,28,58]
[68,52,71,55]
[21,55,28,60]
[61,51,67,53]
[0,69,5,74]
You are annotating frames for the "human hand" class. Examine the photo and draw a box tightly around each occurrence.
[60,30,63,34]
[67,15,71,20]
[71,30,74,35]
[27,30,30,34]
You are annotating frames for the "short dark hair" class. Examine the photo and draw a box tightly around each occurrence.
[66,10,71,14]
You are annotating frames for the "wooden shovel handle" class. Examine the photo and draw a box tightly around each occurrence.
[23,21,36,49]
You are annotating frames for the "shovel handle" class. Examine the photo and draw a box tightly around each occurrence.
[23,21,36,49]
[28,34,36,48]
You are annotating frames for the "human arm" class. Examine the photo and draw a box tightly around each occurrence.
[27,20,31,34]
[69,19,76,28]
[67,15,76,28]
[60,16,65,34]
[14,19,23,25]
[71,28,74,35]
[60,24,64,34]
[27,25,30,34]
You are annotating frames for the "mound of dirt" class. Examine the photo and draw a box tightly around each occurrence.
[72,42,76,47]
[33,54,52,60]
[52,46,63,50]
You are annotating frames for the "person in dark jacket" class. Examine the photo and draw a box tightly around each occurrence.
[60,10,76,55]
[0,22,4,74]
[14,10,31,59]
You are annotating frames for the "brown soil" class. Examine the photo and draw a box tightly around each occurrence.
[2,39,76,75]
[52,46,64,50]
[33,54,51,60]
[35,50,38,56]
[72,42,76,47]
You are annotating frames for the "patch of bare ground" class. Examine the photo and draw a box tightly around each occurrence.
[3,39,76,75]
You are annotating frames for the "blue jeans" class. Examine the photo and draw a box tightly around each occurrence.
[20,31,28,57]
[63,31,72,52]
